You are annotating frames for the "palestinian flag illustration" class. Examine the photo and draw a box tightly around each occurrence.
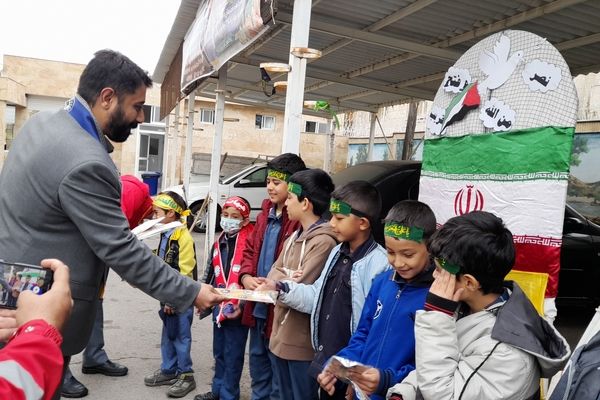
[421,31,577,298]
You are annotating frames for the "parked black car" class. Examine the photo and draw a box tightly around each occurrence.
[331,160,600,308]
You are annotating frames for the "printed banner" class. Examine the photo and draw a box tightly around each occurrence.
[181,0,274,95]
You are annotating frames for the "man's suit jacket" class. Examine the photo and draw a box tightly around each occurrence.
[0,110,200,355]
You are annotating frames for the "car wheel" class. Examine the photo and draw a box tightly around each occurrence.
[188,202,221,233]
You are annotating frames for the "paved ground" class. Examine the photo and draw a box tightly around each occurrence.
[64,231,593,399]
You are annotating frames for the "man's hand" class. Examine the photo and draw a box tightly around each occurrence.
[348,367,380,395]
[16,259,72,331]
[241,275,262,290]
[317,369,338,396]
[194,283,226,312]
[255,278,277,292]
[0,309,17,342]
[430,267,464,302]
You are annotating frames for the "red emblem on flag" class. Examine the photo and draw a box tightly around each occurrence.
[454,185,484,215]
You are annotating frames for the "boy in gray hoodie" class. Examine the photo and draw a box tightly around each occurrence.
[387,211,570,400]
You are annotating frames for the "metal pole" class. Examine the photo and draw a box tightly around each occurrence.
[402,102,418,160]
[207,64,228,254]
[367,112,376,161]
[183,92,195,203]
[281,0,312,154]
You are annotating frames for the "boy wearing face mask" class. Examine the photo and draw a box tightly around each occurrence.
[198,196,254,400]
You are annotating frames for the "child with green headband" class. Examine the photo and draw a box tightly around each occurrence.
[388,211,570,400]
[261,168,338,400]
[259,180,388,400]
[318,200,436,400]
[236,152,306,400]
[144,191,198,398]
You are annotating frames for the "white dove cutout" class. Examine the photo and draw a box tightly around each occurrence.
[478,34,524,95]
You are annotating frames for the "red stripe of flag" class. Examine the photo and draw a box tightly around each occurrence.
[513,241,561,298]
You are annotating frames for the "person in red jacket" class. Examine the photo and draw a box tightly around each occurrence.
[237,153,306,400]
[0,258,73,400]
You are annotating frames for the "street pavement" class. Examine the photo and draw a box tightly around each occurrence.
[66,232,252,400]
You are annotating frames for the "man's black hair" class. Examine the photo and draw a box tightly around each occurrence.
[77,49,153,106]
[267,153,306,176]
[161,191,188,219]
[331,180,381,226]
[384,200,436,241]
[428,211,515,295]
[289,169,334,217]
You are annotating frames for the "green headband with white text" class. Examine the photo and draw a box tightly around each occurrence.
[329,199,368,218]
[383,222,424,243]
[268,169,290,182]
[435,257,461,275]
[287,181,303,197]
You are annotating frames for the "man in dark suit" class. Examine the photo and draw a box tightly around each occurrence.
[0,49,224,399]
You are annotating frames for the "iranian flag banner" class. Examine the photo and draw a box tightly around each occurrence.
[421,31,578,298]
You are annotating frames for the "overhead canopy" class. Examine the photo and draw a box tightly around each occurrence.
[154,0,600,116]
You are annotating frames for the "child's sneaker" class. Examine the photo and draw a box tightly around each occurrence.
[167,373,196,398]
[143,369,178,387]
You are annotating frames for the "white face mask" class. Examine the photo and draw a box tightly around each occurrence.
[220,217,243,234]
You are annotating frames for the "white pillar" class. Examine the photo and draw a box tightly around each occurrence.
[183,92,195,202]
[281,0,312,155]
[163,113,171,187]
[170,103,181,185]
[207,64,228,252]
[367,112,377,161]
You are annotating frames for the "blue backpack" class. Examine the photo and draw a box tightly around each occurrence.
[550,328,600,400]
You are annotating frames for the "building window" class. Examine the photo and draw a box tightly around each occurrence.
[4,105,16,150]
[142,105,162,123]
[305,121,328,133]
[255,114,275,130]
[200,108,215,124]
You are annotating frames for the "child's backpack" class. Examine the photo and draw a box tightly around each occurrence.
[549,328,600,400]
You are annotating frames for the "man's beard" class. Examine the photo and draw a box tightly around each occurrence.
[105,106,138,143]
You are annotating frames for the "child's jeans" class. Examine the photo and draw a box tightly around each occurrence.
[248,318,280,400]
[211,322,249,400]
[159,306,194,374]
[272,354,318,400]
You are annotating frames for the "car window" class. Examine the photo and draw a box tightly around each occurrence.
[567,132,600,225]
[235,167,267,188]
[221,164,265,185]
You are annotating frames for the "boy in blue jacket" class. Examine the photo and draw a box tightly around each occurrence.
[259,181,389,400]
[317,200,436,400]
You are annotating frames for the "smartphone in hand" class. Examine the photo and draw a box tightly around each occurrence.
[0,260,54,309]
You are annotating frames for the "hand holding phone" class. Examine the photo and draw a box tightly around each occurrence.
[0,260,54,309]
[16,259,72,331]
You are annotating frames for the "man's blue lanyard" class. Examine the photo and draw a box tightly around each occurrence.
[66,96,101,142]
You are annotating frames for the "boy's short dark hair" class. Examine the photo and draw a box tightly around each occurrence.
[331,181,381,226]
[384,200,436,241]
[267,153,306,176]
[161,191,188,219]
[428,211,515,295]
[289,169,334,217]
[77,49,153,106]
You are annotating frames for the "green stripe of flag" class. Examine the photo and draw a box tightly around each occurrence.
[422,126,574,174]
